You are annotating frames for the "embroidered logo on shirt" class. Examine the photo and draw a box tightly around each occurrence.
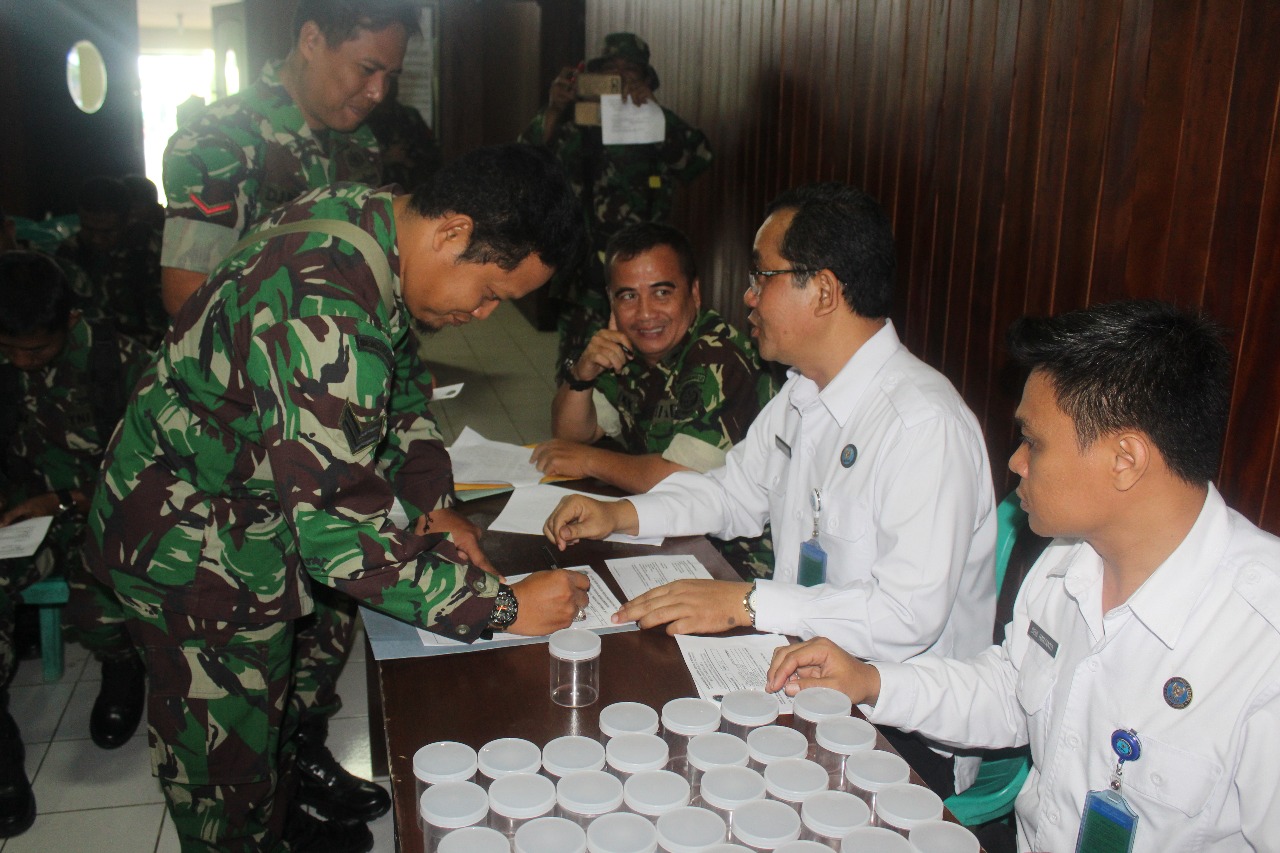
[340,403,383,454]
[1163,676,1192,709]
[188,193,233,216]
[840,444,858,468]
[1028,621,1059,658]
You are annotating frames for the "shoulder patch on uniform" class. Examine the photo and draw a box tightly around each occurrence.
[340,402,384,454]
[188,193,233,216]
[354,334,394,373]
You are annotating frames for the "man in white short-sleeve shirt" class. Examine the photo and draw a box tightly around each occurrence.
[768,300,1280,852]
[545,183,998,795]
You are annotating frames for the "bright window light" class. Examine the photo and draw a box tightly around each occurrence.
[138,51,215,196]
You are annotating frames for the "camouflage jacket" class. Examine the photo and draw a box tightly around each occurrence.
[519,106,712,253]
[86,184,497,640]
[160,61,383,277]
[58,223,166,347]
[594,309,774,471]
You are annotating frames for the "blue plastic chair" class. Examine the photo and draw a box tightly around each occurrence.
[18,574,69,682]
[943,491,1033,826]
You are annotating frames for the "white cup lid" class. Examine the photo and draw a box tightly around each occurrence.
[730,798,802,848]
[718,690,779,727]
[437,825,511,853]
[686,732,749,771]
[702,846,755,853]
[661,697,721,736]
[800,790,870,837]
[873,782,945,831]
[814,716,877,755]
[623,769,690,816]
[697,765,766,811]
[606,733,669,774]
[839,826,915,853]
[514,816,588,853]
[599,701,660,738]
[478,737,542,778]
[763,758,828,803]
[586,810,660,853]
[413,740,478,785]
[418,780,488,829]
[791,686,853,723]
[549,627,602,661]
[488,772,557,820]
[908,819,981,853]
[654,807,727,853]
[746,725,808,765]
[843,749,910,792]
[543,735,606,777]
[775,842,838,853]
[556,770,624,816]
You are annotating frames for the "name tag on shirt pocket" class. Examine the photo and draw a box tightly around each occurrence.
[1122,733,1222,818]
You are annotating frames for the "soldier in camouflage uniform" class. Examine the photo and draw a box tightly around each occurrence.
[86,145,588,852]
[367,77,442,191]
[519,33,714,367]
[0,251,151,837]
[1,202,100,324]
[158,1,425,825]
[532,223,776,579]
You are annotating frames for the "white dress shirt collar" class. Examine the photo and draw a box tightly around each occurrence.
[786,320,903,427]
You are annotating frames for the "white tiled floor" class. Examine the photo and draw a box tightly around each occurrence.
[5,302,559,852]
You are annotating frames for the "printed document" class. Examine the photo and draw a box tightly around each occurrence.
[606,554,712,601]
[0,516,53,560]
[600,93,666,144]
[675,634,794,712]
[490,483,663,545]
[447,426,543,487]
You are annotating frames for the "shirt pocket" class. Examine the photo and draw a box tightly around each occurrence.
[1123,733,1222,818]
[1015,643,1058,717]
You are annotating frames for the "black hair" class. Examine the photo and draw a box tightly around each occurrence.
[0,251,74,336]
[764,183,895,318]
[77,176,130,218]
[122,173,159,206]
[293,0,422,45]
[605,222,697,285]
[1006,299,1230,485]
[409,144,583,273]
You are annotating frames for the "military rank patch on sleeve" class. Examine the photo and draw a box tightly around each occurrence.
[340,402,384,453]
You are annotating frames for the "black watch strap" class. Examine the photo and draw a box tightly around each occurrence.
[488,583,518,631]
[562,358,597,391]
[55,488,75,515]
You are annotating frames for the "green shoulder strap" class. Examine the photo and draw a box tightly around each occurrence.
[227,219,396,312]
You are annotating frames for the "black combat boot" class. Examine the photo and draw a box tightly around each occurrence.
[89,650,146,749]
[0,694,35,837]
[294,718,390,823]
[283,804,374,853]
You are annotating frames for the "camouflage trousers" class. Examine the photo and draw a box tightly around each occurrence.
[120,595,299,852]
[714,523,776,582]
[292,582,356,725]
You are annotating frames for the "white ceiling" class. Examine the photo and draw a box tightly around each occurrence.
[137,0,226,32]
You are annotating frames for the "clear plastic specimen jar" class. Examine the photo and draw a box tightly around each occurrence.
[695,765,766,836]
[550,628,602,708]
[488,772,557,840]
[718,691,779,740]
[587,810,660,853]
[661,698,721,775]
[436,825,510,853]
[624,769,691,821]
[414,741,479,815]
[514,815,588,853]
[812,717,876,790]
[478,737,542,789]
[787,688,852,756]
[907,819,981,853]
[746,726,808,773]
[730,798,802,851]
[762,759,828,809]
[543,735,607,780]
[606,733,670,782]
[600,702,661,741]
[655,806,728,853]
[798,790,869,848]
[842,750,909,814]
[686,732,750,793]
[838,826,914,852]
[556,769,624,829]
[773,843,834,853]
[871,782,944,836]
[419,780,489,853]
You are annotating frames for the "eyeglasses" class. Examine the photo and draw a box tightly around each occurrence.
[746,267,817,298]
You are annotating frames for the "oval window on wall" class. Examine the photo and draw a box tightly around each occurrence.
[66,40,108,114]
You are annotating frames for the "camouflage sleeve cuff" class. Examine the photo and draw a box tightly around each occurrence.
[593,389,622,438]
[662,432,728,473]
[161,217,237,274]
[428,567,501,644]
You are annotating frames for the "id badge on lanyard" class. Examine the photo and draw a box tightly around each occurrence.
[1074,729,1140,853]
[797,488,827,587]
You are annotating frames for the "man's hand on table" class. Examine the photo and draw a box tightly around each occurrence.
[509,569,591,635]
[530,439,598,480]
[420,507,501,579]
[612,579,752,634]
[766,637,882,705]
[543,495,638,550]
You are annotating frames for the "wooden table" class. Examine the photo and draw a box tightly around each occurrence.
[367,491,942,851]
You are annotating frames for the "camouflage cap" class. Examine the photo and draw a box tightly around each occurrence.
[587,32,660,91]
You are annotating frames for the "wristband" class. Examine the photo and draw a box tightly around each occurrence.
[561,357,596,392]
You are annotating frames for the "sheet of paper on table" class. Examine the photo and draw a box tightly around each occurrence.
[430,382,463,401]
[447,426,543,487]
[414,566,633,654]
[605,554,712,601]
[675,634,794,713]
[600,93,666,145]
[489,483,663,546]
[0,516,53,560]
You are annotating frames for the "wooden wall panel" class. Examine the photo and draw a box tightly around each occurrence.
[585,0,1280,532]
